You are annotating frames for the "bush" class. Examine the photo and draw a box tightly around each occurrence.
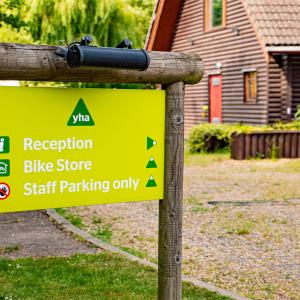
[188,123,259,153]
[188,124,228,153]
[272,121,300,130]
[295,105,300,121]
[188,121,300,154]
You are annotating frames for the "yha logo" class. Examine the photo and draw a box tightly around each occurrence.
[67,98,95,126]
[72,113,90,124]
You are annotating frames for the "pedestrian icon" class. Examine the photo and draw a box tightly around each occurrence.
[146,176,157,187]
[0,136,9,154]
[0,160,10,177]
[0,182,10,200]
[146,157,158,168]
[147,137,157,150]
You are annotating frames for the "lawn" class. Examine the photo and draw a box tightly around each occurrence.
[184,152,230,167]
[0,252,231,300]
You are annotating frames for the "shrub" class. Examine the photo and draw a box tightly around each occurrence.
[188,123,260,153]
[188,122,276,153]
[272,121,300,130]
[188,124,227,153]
[295,105,300,121]
[188,121,300,154]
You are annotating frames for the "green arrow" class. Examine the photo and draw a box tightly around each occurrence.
[146,157,157,169]
[147,137,157,150]
[67,98,95,126]
[146,176,157,188]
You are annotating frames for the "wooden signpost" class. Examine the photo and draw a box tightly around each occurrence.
[0,42,203,300]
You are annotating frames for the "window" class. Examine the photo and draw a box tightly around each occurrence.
[205,0,226,31]
[244,71,257,103]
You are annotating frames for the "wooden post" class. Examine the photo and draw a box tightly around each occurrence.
[159,82,185,300]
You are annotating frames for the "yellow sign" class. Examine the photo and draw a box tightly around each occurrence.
[0,87,165,213]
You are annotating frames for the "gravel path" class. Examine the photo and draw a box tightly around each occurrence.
[0,211,98,258]
[70,156,300,300]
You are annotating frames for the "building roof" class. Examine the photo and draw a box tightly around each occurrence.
[146,0,182,51]
[244,0,300,46]
[146,0,300,51]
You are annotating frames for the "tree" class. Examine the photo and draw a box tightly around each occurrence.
[0,0,25,29]
[0,0,32,43]
[24,0,154,48]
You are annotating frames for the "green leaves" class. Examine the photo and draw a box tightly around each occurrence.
[24,0,155,47]
[188,123,269,154]
[0,0,32,43]
[0,0,155,48]
[0,0,26,29]
[294,105,300,121]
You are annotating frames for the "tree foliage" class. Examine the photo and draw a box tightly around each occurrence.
[0,0,32,43]
[0,0,25,29]
[24,0,154,48]
[0,0,154,47]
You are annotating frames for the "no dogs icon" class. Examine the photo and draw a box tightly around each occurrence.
[0,183,10,200]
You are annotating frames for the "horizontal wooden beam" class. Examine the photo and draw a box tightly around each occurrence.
[0,43,203,84]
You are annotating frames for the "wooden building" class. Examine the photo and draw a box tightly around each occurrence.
[146,0,300,131]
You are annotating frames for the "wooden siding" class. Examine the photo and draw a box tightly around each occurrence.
[268,54,300,123]
[268,55,283,123]
[170,0,268,133]
[291,55,300,115]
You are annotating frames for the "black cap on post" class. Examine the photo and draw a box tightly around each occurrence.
[65,37,150,71]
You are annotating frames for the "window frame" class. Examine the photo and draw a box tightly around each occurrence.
[205,0,227,32]
[243,69,258,103]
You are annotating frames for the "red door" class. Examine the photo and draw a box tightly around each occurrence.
[209,75,222,123]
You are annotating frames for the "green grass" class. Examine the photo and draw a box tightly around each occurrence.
[92,227,113,243]
[255,159,300,173]
[0,253,232,300]
[120,247,147,259]
[184,152,230,167]
[225,220,256,236]
[92,215,103,224]
[0,244,21,255]
[55,208,84,229]
[191,203,210,214]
